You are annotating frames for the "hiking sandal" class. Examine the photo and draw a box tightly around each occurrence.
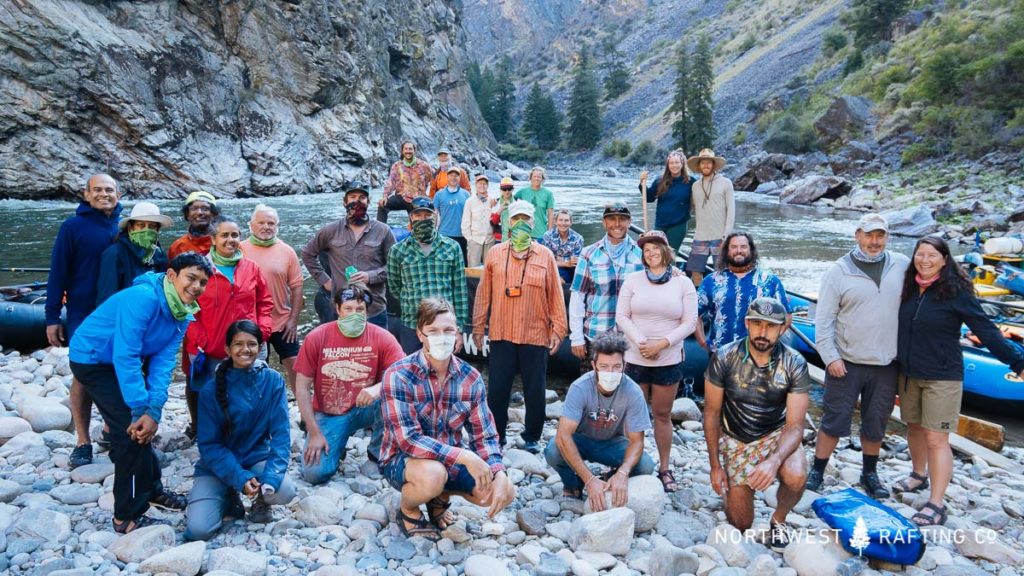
[426,496,458,530]
[912,502,947,526]
[398,508,441,541]
[112,515,167,534]
[657,469,679,493]
[892,471,929,494]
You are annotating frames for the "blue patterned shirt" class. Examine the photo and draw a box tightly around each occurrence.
[697,267,792,351]
[542,228,584,283]
[570,236,644,341]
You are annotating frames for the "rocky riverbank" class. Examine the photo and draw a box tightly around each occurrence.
[2,347,1024,576]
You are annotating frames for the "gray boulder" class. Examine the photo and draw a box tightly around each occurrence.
[108,524,175,563]
[139,541,206,576]
[882,205,939,237]
[814,96,874,146]
[569,507,635,555]
[205,547,268,576]
[779,175,852,205]
[648,541,700,576]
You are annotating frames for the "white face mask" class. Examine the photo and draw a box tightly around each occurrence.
[596,370,623,392]
[426,334,457,361]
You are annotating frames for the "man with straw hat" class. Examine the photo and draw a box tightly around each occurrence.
[686,148,735,287]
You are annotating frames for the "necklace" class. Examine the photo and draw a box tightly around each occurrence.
[700,175,715,207]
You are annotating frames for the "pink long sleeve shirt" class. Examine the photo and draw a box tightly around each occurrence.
[615,269,699,367]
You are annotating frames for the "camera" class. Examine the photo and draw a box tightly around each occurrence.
[505,286,522,298]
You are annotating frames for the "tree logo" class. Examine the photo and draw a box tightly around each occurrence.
[849,516,871,556]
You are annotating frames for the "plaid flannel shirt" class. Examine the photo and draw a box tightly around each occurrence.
[387,235,470,329]
[570,236,644,340]
[379,352,505,474]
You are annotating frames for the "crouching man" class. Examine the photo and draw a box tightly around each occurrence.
[380,297,516,540]
[704,297,810,552]
[545,331,655,510]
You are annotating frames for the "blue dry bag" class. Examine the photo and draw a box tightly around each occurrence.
[811,488,926,565]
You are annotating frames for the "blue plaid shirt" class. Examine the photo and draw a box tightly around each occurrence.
[570,236,644,342]
[697,267,792,351]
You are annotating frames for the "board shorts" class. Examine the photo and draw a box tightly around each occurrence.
[719,428,783,488]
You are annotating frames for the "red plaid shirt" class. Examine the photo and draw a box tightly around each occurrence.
[380,352,505,474]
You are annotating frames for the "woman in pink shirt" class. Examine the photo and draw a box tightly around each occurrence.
[615,230,698,492]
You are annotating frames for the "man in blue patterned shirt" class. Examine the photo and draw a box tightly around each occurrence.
[696,232,792,354]
[569,203,644,360]
[541,209,584,285]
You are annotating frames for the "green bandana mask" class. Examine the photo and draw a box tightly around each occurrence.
[163,276,200,320]
[337,312,367,338]
[129,229,159,264]
[411,219,437,244]
[510,220,533,252]
[247,234,276,247]
[210,249,243,267]
[403,158,416,167]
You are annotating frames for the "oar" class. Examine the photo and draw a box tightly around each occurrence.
[0,267,49,273]
[639,170,650,232]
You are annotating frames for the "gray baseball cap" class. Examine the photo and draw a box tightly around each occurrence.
[745,297,787,325]
[857,213,889,233]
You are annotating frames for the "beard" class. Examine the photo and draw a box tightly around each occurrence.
[726,253,751,268]
[751,337,774,352]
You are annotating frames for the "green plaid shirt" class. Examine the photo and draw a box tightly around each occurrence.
[387,236,469,329]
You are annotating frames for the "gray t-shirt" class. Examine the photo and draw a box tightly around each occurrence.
[561,371,652,441]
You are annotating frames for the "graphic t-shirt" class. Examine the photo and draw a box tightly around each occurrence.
[294,322,404,415]
[561,371,651,441]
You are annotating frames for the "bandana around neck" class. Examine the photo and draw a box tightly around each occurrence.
[247,234,276,247]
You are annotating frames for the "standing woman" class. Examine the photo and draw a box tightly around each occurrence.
[491,177,516,242]
[96,202,172,305]
[615,230,698,492]
[184,216,274,437]
[895,236,1024,525]
[185,320,295,540]
[638,150,695,254]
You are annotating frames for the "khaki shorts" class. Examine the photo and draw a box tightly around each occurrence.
[899,377,962,433]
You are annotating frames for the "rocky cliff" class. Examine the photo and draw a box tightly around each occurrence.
[0,0,497,200]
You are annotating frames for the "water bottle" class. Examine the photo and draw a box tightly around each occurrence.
[835,556,869,576]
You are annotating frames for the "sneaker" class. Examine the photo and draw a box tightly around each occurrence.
[860,472,889,500]
[225,492,245,520]
[149,489,188,512]
[69,444,93,469]
[767,520,790,552]
[248,493,274,524]
[805,467,824,492]
[523,440,541,454]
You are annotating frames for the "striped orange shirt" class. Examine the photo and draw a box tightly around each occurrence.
[472,242,568,346]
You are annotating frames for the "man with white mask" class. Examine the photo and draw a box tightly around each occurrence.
[545,332,655,510]
[380,297,515,541]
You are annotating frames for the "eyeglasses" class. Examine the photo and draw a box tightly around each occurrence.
[188,205,212,213]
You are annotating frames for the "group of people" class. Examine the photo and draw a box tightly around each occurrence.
[44,140,1024,550]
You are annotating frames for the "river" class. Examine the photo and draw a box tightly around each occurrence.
[1,174,1019,445]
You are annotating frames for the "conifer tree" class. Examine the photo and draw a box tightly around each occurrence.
[604,51,630,101]
[687,34,717,151]
[567,50,602,150]
[523,83,561,150]
[489,57,515,141]
[666,41,693,153]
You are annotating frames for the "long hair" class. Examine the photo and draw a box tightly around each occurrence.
[656,149,690,198]
[901,236,972,301]
[215,320,264,439]
[717,232,759,271]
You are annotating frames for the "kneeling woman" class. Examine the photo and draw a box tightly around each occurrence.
[186,320,295,541]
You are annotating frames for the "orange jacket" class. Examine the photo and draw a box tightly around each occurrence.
[429,168,470,199]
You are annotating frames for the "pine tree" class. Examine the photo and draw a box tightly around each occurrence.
[523,83,561,150]
[567,50,602,150]
[467,61,483,100]
[478,66,496,129]
[489,57,515,141]
[604,51,630,101]
[687,33,717,152]
[666,41,693,152]
[845,0,910,47]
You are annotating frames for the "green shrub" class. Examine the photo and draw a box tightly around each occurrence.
[739,33,758,53]
[763,114,819,153]
[901,141,937,164]
[626,140,663,166]
[497,143,546,164]
[732,125,748,146]
[822,30,849,56]
[601,139,632,158]
[843,49,865,75]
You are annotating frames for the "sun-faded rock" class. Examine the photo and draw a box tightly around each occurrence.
[517,508,547,535]
[205,547,268,576]
[464,554,512,576]
[671,397,702,423]
[0,479,24,503]
[17,396,71,432]
[70,462,115,484]
[139,541,206,576]
[108,524,175,563]
[584,474,665,532]
[783,530,852,576]
[50,483,101,505]
[648,541,700,576]
[13,508,71,545]
[569,507,635,555]
[0,416,32,443]
[294,495,343,527]
[956,528,1024,565]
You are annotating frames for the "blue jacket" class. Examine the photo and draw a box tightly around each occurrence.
[69,272,189,423]
[46,202,122,328]
[195,361,290,492]
[96,235,169,306]
[643,175,695,229]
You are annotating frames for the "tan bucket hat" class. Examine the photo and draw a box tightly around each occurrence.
[686,148,727,173]
[119,202,173,230]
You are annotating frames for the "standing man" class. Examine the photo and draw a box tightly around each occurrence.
[294,284,405,484]
[808,214,909,499]
[241,204,305,389]
[47,173,123,469]
[302,182,395,327]
[685,149,735,287]
[696,232,792,354]
[514,167,556,239]
[377,140,434,224]
[704,298,810,551]
[569,202,644,360]
[69,253,213,533]
[429,147,470,198]
[545,332,655,506]
[168,191,220,261]
[473,200,567,453]
[434,166,471,262]
[380,298,516,540]
[387,197,469,353]
[541,209,584,285]
[461,174,496,267]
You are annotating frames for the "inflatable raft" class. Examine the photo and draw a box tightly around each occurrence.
[0,283,51,351]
